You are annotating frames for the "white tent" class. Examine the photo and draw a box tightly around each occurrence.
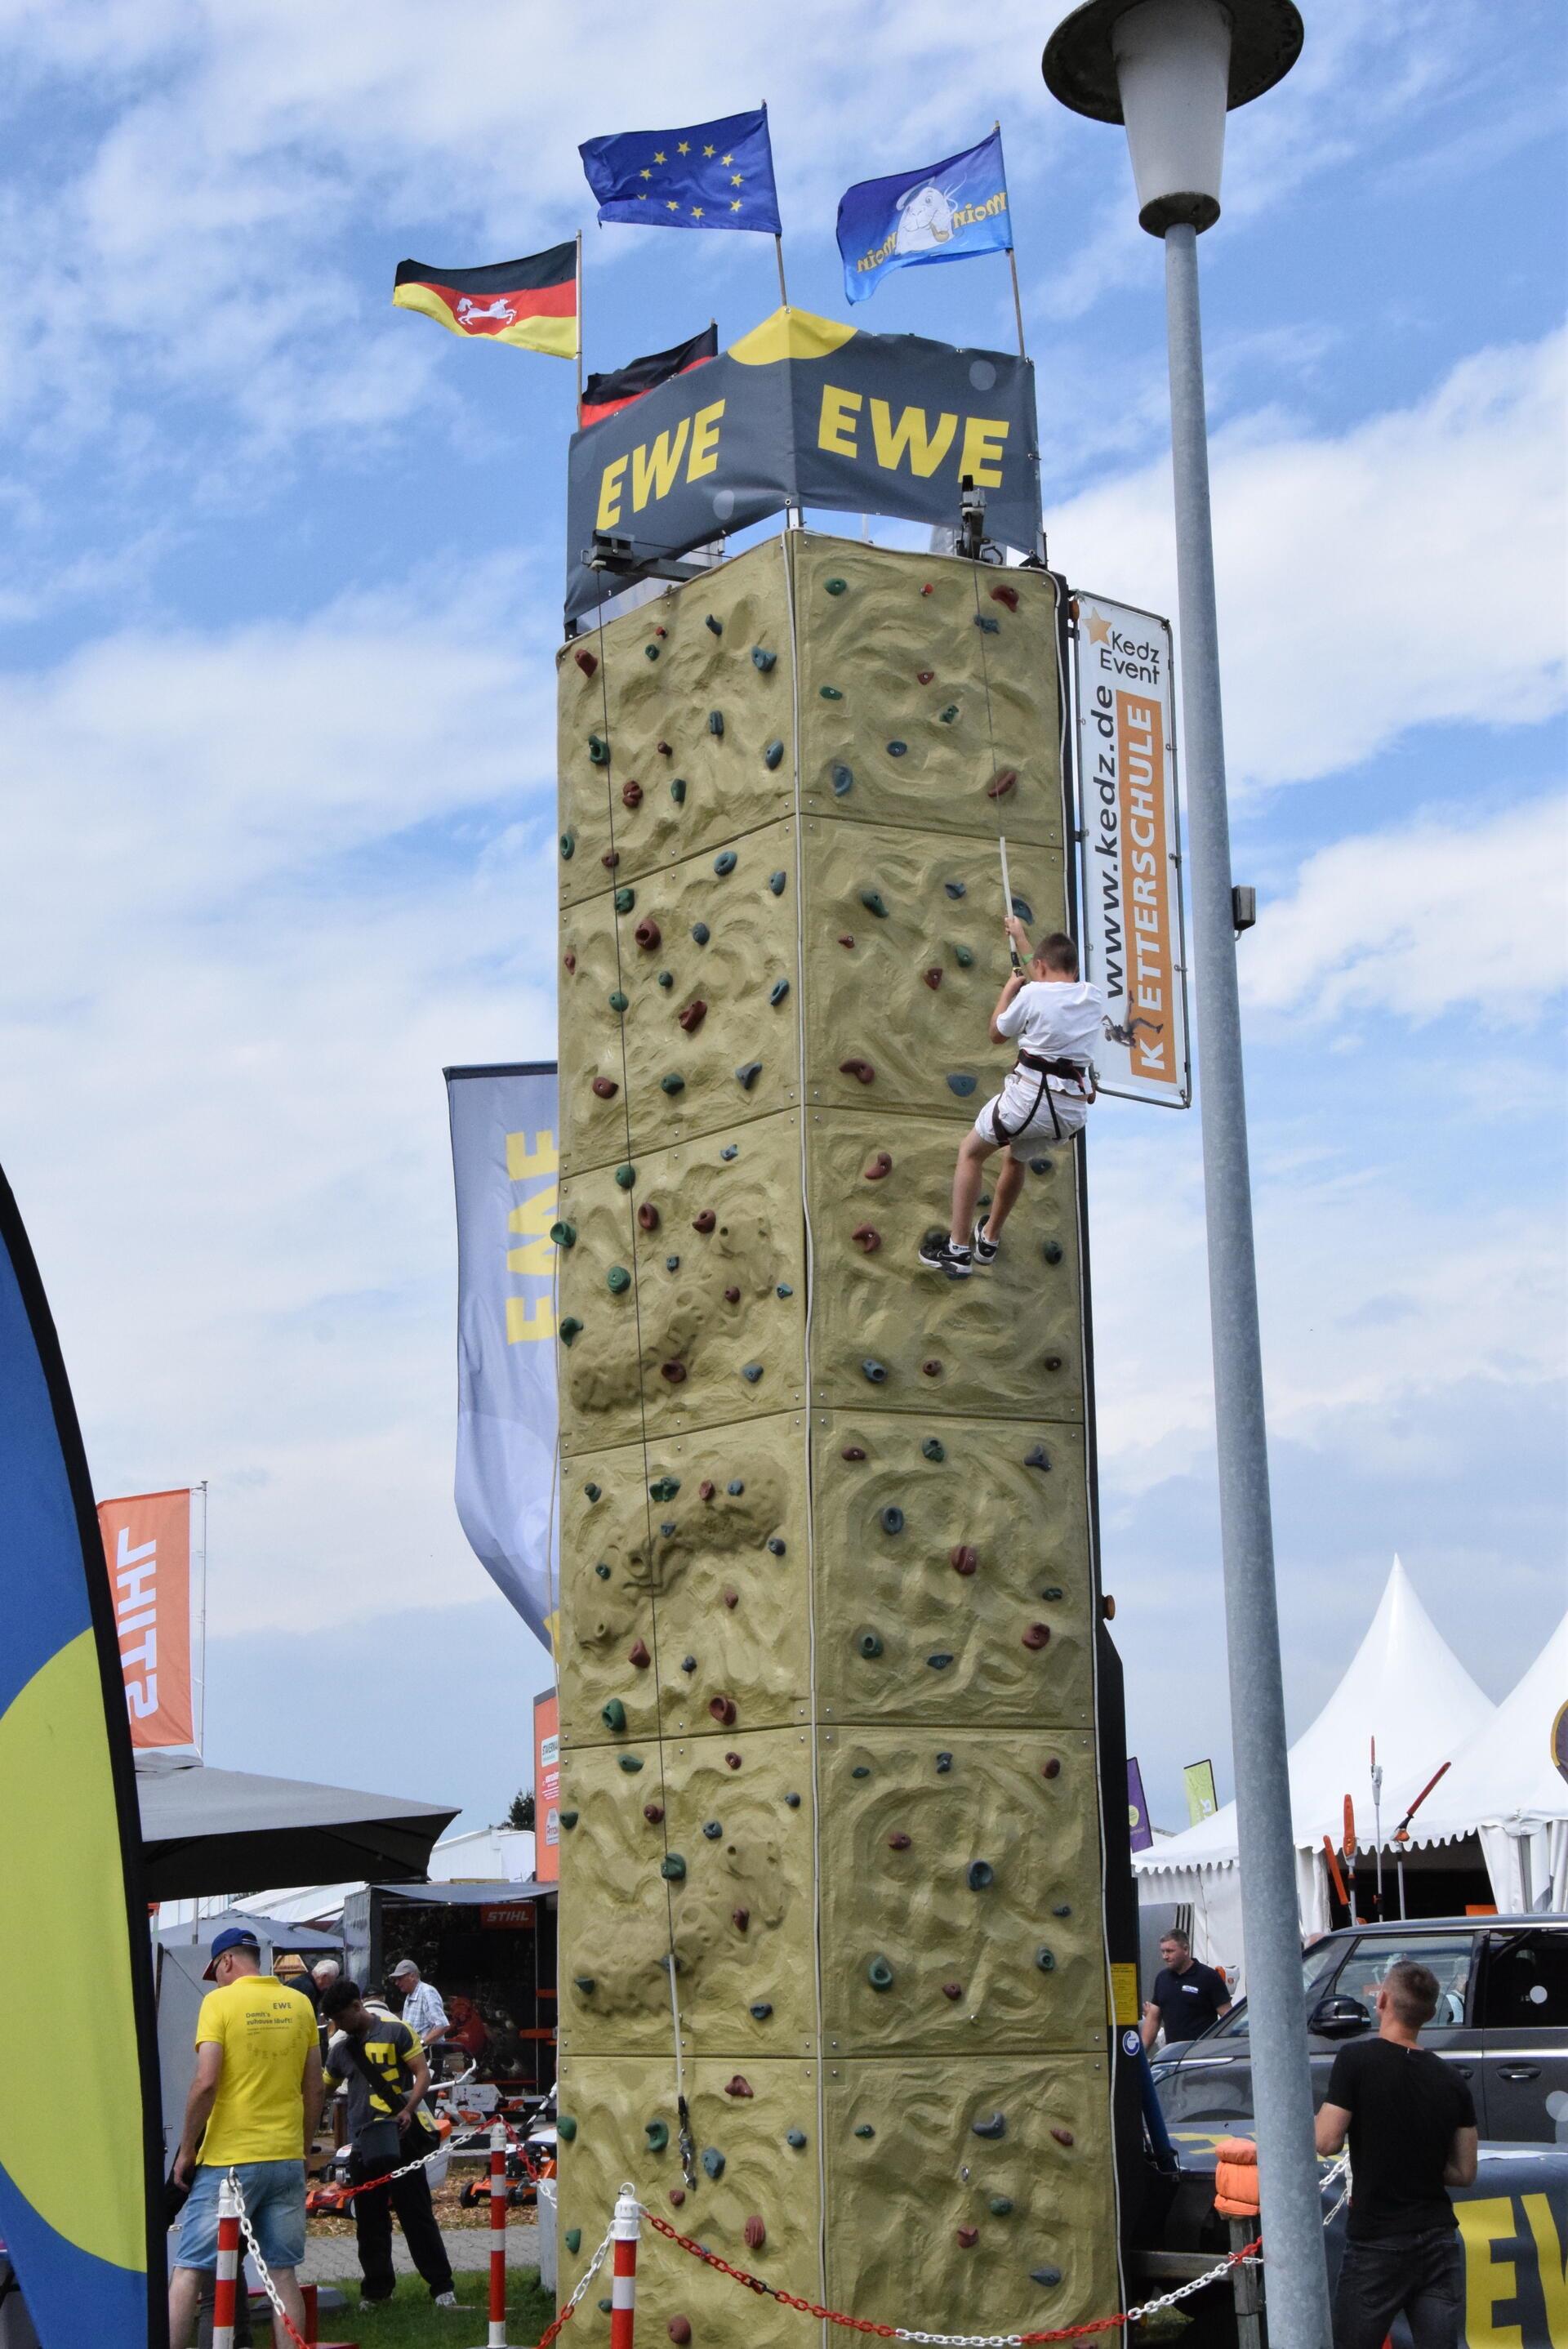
[1134,1557,1496,1976]
[1409,1611,1568,1914]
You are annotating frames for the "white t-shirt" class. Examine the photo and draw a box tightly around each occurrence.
[995,978,1105,1089]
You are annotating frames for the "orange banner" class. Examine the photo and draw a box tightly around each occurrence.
[534,1687,560,1883]
[96,1488,194,1749]
[1116,687,1177,1088]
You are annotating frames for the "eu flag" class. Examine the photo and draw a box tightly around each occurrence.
[580,105,782,235]
[836,127,1012,305]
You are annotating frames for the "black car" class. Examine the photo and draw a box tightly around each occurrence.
[1149,1914,1568,2142]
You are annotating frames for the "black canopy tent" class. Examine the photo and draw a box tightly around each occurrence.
[136,1761,458,1901]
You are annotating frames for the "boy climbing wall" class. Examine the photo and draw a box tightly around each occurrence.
[918,916,1104,1281]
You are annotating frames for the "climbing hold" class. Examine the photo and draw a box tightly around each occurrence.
[831,764,854,796]
[991,582,1020,611]
[634,916,661,951]
[644,1802,664,1823]
[645,2121,669,2152]
[825,577,847,595]
[657,740,671,757]
[551,1221,577,1249]
[1044,1354,1063,1373]
[841,1445,866,1460]
[1030,1156,1053,1174]
[615,1163,637,1190]
[726,1480,745,1495]
[555,1312,579,1344]
[887,740,907,758]
[602,849,621,871]
[725,1750,742,1767]
[573,1976,596,1995]
[621,780,644,809]
[734,1061,763,1090]
[588,735,609,765]
[670,778,687,805]
[708,711,724,736]
[607,1266,630,1294]
[953,943,975,968]
[591,1076,618,1100]
[629,1638,651,1669]
[708,1696,737,1726]
[888,1831,911,1851]
[693,1210,716,1232]
[668,2190,685,2209]
[679,1657,695,1674]
[973,2112,1007,2140]
[785,1792,802,1809]
[705,613,723,635]
[559,1810,578,1830]
[698,1481,715,1501]
[678,1001,708,1033]
[769,978,790,1005]
[614,887,636,914]
[854,2124,875,2141]
[862,1359,888,1384]
[744,2216,767,2251]
[947,1073,977,1097]
[764,739,784,769]
[1011,894,1034,923]
[836,931,856,948]
[644,644,660,662]
[867,1956,895,1991]
[584,1483,602,1501]
[991,2196,1016,2218]
[636,1205,662,1237]
[702,1821,723,1841]
[608,989,628,1014]
[940,703,960,724]
[721,1585,738,1609]
[766,1536,786,1556]
[957,2228,979,2250]
[928,1652,954,1670]
[968,1861,996,1890]
[851,1223,880,1254]
[819,686,844,704]
[924,967,943,990]
[660,1362,688,1384]
[942,1981,962,2001]
[922,1439,946,1462]
[936,1751,953,1772]
[1036,1946,1057,1972]
[987,769,1018,800]
[974,613,1000,635]
[690,922,710,947]
[751,647,776,671]
[724,1285,741,1304]
[556,2115,578,2142]
[859,889,889,920]
[724,2075,753,2098]
[839,1058,875,1084]
[750,2001,772,2020]
[741,1363,763,1384]
[1042,1757,1062,1780]
[660,1074,685,1094]
[564,2225,583,2255]
[702,2148,726,2180]
[559,831,575,861]
[1032,2269,1064,2289]
[563,951,576,974]
[857,1630,884,1659]
[950,1545,979,1577]
[723,1145,740,1161]
[917,669,935,685]
[618,1755,644,1774]
[573,649,597,678]
[880,1506,905,1536]
[786,2129,808,2150]
[851,1766,871,1779]
[920,582,933,595]
[1041,1240,1063,1266]
[921,1359,943,1379]
[1022,1623,1052,1650]
[662,1854,687,1880]
[659,1520,675,1538]
[714,850,737,876]
[1041,1585,1063,1602]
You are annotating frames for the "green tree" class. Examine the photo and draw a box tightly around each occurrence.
[506,1789,535,1831]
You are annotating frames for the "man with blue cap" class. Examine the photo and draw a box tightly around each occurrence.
[168,1926,323,2347]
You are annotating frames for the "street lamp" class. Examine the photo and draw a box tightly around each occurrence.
[1040,10,1330,2349]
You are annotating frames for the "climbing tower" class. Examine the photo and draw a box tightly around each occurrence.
[553,532,1122,2341]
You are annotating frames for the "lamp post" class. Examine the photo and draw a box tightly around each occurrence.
[1040,9,1330,2349]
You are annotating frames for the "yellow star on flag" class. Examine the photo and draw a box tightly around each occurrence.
[730,172,743,185]
[639,168,651,179]
[666,199,679,211]
[721,153,733,164]
[692,205,704,217]
[703,144,715,156]
[637,192,648,200]
[729,198,742,211]
[653,149,666,163]
[677,140,691,154]
[1085,610,1112,644]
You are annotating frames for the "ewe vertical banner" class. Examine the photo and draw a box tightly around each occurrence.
[447,1063,559,1652]
[96,1488,195,1751]
[1073,595,1191,1106]
[534,1687,560,1884]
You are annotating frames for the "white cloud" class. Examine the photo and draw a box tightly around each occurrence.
[1049,328,1568,790]
[1243,792,1568,1023]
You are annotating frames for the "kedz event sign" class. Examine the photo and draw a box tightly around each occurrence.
[565,306,1040,618]
[1073,595,1191,1108]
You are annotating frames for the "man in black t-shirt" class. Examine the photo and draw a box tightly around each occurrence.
[321,1978,457,2310]
[1315,1957,1479,2349]
[1141,1928,1232,2047]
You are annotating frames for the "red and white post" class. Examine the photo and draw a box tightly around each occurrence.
[212,2173,242,2349]
[486,2119,510,2348]
[608,2185,640,2349]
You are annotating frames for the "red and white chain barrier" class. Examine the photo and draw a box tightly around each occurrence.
[608,2187,641,2349]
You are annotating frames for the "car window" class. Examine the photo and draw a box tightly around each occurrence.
[1334,1934,1473,2028]
[1214,1937,1346,2038]
[1480,1930,1568,2030]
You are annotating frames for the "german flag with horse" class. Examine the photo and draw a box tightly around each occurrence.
[392,240,578,357]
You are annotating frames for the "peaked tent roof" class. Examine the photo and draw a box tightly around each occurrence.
[1136,1557,1496,1873]
[1410,1611,1568,1844]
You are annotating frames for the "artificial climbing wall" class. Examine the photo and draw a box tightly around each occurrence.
[553,533,1120,2343]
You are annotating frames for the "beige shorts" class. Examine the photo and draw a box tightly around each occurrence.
[973,1071,1088,1159]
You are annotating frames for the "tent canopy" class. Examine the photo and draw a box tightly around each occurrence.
[1414,1612,1568,1842]
[154,1907,343,1949]
[137,1762,458,1902]
[1136,1558,1494,1875]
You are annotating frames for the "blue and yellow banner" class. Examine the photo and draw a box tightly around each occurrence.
[0,1166,163,2347]
[581,105,782,235]
[837,127,1012,305]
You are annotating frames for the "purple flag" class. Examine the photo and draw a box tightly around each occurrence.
[1128,1758,1153,1852]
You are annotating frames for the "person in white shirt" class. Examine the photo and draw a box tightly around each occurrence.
[919,919,1104,1281]
[390,1959,448,2048]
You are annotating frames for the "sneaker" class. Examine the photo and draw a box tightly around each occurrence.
[971,1220,1000,1265]
[434,2292,461,2309]
[917,1232,973,1279]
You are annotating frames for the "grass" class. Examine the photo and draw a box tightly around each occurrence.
[305,2265,555,2346]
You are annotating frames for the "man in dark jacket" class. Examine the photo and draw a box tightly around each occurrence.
[320,1978,457,2309]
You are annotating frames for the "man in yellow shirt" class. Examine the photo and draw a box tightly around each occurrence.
[169,1927,324,2347]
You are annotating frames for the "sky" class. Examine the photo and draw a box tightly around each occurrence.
[1,0,1562,1845]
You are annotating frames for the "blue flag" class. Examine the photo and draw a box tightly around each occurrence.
[580,105,782,234]
[837,127,1012,305]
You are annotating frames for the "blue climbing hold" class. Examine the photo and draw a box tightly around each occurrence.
[750,2002,773,2019]
[702,2148,725,2180]
[880,1506,905,1536]
[887,740,907,757]
[768,871,786,895]
[867,1955,895,1990]
[708,711,724,737]
[692,922,710,944]
[1032,2269,1063,2289]
[742,1363,764,1384]
[665,1255,680,1271]
[720,1144,739,1161]
[714,850,737,876]
[927,1652,954,1671]
[858,1630,883,1658]
[584,1482,602,1501]
[859,889,889,917]
[726,1480,744,1496]
[767,1536,786,1556]
[968,1861,995,1890]
[702,1821,723,1839]
[974,613,1000,634]
[785,1792,801,1807]
[764,739,784,769]
[1025,1445,1051,1470]
[832,764,854,796]
[751,647,777,671]
[775,1282,793,1297]
[935,1752,952,1772]
[944,880,966,898]
[660,1073,684,1094]
[786,2129,807,2148]
[705,614,723,635]
[972,2112,1007,2140]
[1041,1241,1063,1266]
[851,1766,871,1779]
[862,1359,888,1384]
[769,978,790,1005]
[609,990,628,1012]
[947,1073,977,1098]
[735,1061,762,1089]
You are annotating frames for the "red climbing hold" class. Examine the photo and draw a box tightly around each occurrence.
[621,781,644,809]
[653,625,667,638]
[732,1907,750,1932]
[629,1638,651,1669]
[920,582,934,596]
[573,648,598,677]
[661,1362,688,1384]
[991,583,1020,612]
[841,1446,866,1461]
[601,850,620,869]
[657,739,672,756]
[917,669,934,684]
[1023,1623,1052,1650]
[888,1832,911,1851]
[637,1201,661,1231]
[644,1803,665,1824]
[724,1285,741,1304]
[836,933,856,949]
[1052,2126,1076,2147]
[723,1587,739,1610]
[724,2075,754,2099]
[923,966,942,990]
[699,1480,715,1500]
[851,1224,881,1254]
[708,1695,737,1726]
[942,1981,963,2001]
[950,1545,979,1577]
[591,1076,618,1099]
[744,2216,767,2252]
[668,2322,692,2346]
[1042,1757,1062,1780]
[635,916,662,950]
[840,1058,875,1085]
[668,2192,685,2212]
[987,769,1018,799]
[678,1000,708,1033]
[864,1152,893,1181]
[957,2228,979,2249]
[564,951,576,974]
[921,1358,942,1377]
[693,1210,716,1233]
[724,1751,742,1769]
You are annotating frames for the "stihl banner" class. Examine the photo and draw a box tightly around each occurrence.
[1072,594,1191,1108]
[96,1487,196,1750]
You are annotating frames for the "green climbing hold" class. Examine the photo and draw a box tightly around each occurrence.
[735,1061,762,1089]
[767,1536,786,1556]
[614,886,635,913]
[660,1074,684,1094]
[584,1482,601,1501]
[785,1792,801,1807]
[1041,1240,1063,1265]
[653,971,671,992]
[559,1318,582,1347]
[769,978,790,1005]
[974,613,1000,634]
[608,990,628,1013]
[617,1754,644,1773]
[550,1221,576,1249]
[880,1506,904,1535]
[776,1282,793,1297]
[588,735,609,764]
[862,1359,888,1383]
[819,685,842,700]
[768,871,786,895]
[859,889,889,917]
[750,2001,773,2019]
[887,740,907,757]
[599,1697,624,1729]
[786,2129,808,2149]
[751,647,776,671]
[644,2121,669,2152]
[614,1164,636,1188]
[691,921,710,943]
[947,1073,977,1097]
[665,1255,679,1271]
[564,2229,582,2254]
[857,1630,884,1658]
[644,644,660,662]
[764,739,784,769]
[1041,1585,1063,1602]
[867,1955,895,1991]
[922,1439,946,1462]
[702,2148,725,2180]
[714,849,737,876]
[940,703,960,724]
[662,1854,687,1880]
[649,1477,679,1501]
[1053,1902,1073,1918]
[854,2124,875,2139]
[560,1810,579,1830]
[573,1976,596,1995]
[708,711,724,737]
[953,944,975,968]
[832,764,853,796]
[670,778,687,805]
[705,613,723,635]
[607,1266,630,1294]
[1036,1946,1057,1972]
[944,880,967,899]
[556,2116,578,2142]
[742,1363,763,1384]
[990,2197,1015,2218]
[825,577,847,595]
[559,831,575,860]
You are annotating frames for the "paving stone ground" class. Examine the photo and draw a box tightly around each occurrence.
[297,2218,539,2284]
